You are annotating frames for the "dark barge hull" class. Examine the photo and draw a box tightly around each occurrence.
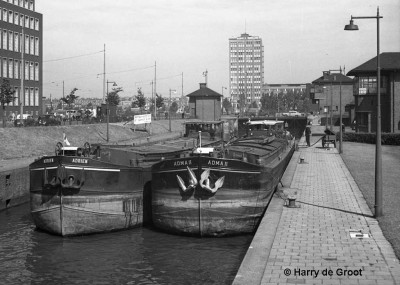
[151,138,295,237]
[30,155,147,236]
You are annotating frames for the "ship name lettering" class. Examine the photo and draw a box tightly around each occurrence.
[43,158,54,163]
[72,158,88,164]
[174,160,192,167]
[208,160,228,167]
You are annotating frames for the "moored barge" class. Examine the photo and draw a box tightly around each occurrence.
[151,119,295,237]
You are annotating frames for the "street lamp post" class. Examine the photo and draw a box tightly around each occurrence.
[330,81,333,130]
[169,89,176,132]
[106,80,117,142]
[345,7,382,217]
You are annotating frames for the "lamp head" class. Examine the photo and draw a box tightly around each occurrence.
[112,82,117,87]
[344,19,359,31]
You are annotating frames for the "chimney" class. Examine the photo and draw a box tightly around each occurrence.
[199,83,207,89]
[323,71,330,80]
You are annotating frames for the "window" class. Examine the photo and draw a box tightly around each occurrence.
[29,1,34,11]
[8,58,13,78]
[8,31,13,51]
[3,9,7,22]
[30,17,33,29]
[34,62,38,80]
[29,61,33,80]
[14,87,19,106]
[25,34,29,53]
[25,15,29,28]
[34,37,38,55]
[2,30,7,49]
[30,36,33,54]
[30,88,34,106]
[35,88,39,106]
[24,61,28,79]
[2,58,7,77]
[35,18,39,30]
[14,59,18,78]
[8,10,13,23]
[14,12,18,25]
[19,13,23,26]
[14,32,19,51]
[24,88,29,106]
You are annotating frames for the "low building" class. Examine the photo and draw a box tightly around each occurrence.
[186,83,222,121]
[347,52,400,133]
[310,71,354,125]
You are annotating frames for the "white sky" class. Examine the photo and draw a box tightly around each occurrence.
[39,0,400,100]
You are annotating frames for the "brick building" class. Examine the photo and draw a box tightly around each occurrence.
[310,71,354,125]
[347,52,400,133]
[0,0,42,120]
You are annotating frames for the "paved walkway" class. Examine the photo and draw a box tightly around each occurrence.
[234,117,400,284]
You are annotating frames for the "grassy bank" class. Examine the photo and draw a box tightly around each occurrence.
[341,142,400,259]
[0,120,184,160]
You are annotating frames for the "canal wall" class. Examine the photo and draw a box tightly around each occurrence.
[0,167,30,210]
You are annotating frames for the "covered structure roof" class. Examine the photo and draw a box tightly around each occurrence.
[346,52,400,76]
[186,83,223,98]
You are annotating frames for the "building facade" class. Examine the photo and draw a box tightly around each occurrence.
[309,71,354,125]
[0,0,42,120]
[229,33,264,113]
[186,83,222,121]
[347,52,400,133]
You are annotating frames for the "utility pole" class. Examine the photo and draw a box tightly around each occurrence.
[20,26,24,125]
[154,61,157,119]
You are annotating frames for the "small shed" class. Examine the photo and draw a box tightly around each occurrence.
[186,83,223,121]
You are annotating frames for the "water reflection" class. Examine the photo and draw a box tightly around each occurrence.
[0,204,252,285]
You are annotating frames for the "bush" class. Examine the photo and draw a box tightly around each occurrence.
[342,132,400,145]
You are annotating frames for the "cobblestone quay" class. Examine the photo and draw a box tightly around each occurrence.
[234,117,400,285]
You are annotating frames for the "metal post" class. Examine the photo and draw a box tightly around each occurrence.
[344,7,383,217]
[375,8,382,217]
[20,26,24,126]
[330,82,333,130]
[339,81,343,153]
[169,89,171,132]
[106,82,109,142]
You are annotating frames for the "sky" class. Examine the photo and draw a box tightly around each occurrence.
[39,0,400,100]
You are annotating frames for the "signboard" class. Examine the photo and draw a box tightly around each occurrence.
[359,88,367,95]
[134,114,151,125]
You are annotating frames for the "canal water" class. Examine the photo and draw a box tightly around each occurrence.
[0,203,252,285]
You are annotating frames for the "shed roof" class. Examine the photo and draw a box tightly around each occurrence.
[347,52,400,76]
[186,83,223,98]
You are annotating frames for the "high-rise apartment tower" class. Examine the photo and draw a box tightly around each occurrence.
[0,0,42,120]
[229,33,264,112]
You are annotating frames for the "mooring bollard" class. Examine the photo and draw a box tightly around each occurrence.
[287,197,297,208]
[299,156,305,163]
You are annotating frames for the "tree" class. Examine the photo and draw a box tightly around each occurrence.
[107,87,123,106]
[155,93,164,110]
[60,88,79,109]
[170,101,178,113]
[0,79,16,128]
[222,98,232,114]
[132,88,146,112]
